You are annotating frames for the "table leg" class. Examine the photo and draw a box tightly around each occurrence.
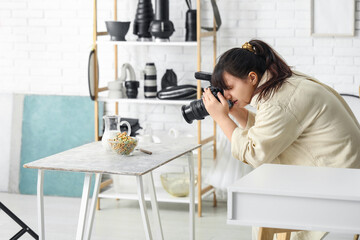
[76,173,92,240]
[85,173,102,240]
[37,170,45,240]
[188,151,195,240]
[147,172,164,240]
[136,175,152,240]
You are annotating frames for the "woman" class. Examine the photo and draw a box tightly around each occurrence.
[202,39,360,239]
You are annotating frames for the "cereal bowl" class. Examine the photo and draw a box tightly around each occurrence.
[108,132,138,155]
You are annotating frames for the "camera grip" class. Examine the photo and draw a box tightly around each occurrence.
[194,71,212,81]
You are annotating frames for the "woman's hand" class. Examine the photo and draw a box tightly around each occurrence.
[202,88,229,122]
[203,88,238,141]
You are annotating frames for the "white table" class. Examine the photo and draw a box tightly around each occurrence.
[227,164,360,235]
[24,141,201,240]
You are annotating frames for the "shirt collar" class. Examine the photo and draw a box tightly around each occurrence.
[249,70,270,108]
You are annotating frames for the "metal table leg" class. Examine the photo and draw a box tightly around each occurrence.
[147,172,164,240]
[85,173,102,240]
[137,175,152,240]
[37,170,44,240]
[76,173,92,240]
[188,151,195,240]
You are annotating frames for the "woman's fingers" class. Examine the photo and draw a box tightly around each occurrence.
[217,92,227,106]
[204,88,216,101]
[202,88,210,101]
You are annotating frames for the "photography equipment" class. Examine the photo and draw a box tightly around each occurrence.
[157,84,197,100]
[105,21,130,41]
[181,71,234,124]
[87,49,98,101]
[185,9,197,41]
[185,0,192,10]
[133,0,154,41]
[161,69,177,89]
[149,0,175,42]
[201,0,222,32]
[144,62,157,98]
[119,118,142,137]
[125,80,139,98]
[0,202,38,239]
[108,63,136,99]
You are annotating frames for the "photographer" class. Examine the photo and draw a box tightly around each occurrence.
[202,39,360,239]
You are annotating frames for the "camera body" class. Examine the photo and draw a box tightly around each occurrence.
[181,71,233,124]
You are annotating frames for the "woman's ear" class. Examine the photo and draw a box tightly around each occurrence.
[248,72,258,86]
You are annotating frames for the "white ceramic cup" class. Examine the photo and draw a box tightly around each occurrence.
[137,134,153,143]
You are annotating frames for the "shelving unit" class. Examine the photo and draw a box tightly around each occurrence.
[96,39,198,47]
[91,0,218,217]
[99,184,215,204]
[97,97,191,106]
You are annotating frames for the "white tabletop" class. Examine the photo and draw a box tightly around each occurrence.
[24,141,201,176]
[228,164,360,201]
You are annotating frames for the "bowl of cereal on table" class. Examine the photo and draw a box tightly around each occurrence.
[108,132,138,155]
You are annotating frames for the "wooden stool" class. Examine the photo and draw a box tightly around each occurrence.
[258,227,298,240]
[258,228,360,240]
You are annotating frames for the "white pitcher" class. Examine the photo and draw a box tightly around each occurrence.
[102,115,131,151]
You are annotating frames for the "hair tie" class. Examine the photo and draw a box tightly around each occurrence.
[242,42,255,53]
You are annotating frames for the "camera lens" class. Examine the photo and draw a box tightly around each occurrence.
[181,99,209,124]
[181,86,234,124]
[181,105,196,124]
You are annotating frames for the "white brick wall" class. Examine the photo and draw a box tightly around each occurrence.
[0,0,359,132]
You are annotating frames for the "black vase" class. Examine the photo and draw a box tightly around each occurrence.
[125,81,140,98]
[133,0,154,41]
[149,0,174,42]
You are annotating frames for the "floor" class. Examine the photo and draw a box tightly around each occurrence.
[0,192,251,240]
[0,192,355,240]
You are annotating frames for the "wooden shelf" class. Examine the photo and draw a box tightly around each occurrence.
[96,39,197,47]
[98,97,192,106]
[98,185,214,204]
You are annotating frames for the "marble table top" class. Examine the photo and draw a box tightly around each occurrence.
[24,141,201,176]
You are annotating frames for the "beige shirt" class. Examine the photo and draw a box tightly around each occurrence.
[231,70,360,170]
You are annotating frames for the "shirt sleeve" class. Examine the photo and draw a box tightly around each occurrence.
[246,109,256,129]
[231,103,302,168]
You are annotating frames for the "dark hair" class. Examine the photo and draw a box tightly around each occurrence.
[211,39,292,102]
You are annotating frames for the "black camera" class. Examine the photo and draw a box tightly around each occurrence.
[181,71,233,124]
